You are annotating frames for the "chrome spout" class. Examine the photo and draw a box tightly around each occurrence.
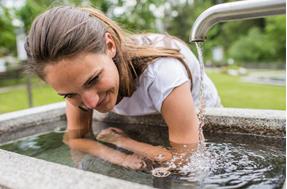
[190,0,286,42]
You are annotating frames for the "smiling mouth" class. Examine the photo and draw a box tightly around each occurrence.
[78,106,91,112]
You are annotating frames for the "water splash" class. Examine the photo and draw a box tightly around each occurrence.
[1,129,285,188]
[151,144,212,185]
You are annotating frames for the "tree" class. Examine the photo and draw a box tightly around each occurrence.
[228,16,286,63]
[0,6,16,56]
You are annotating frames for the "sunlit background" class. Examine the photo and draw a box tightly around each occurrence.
[0,0,285,113]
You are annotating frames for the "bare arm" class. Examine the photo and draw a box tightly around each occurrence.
[97,82,199,162]
[64,101,145,169]
[161,81,200,152]
[99,130,173,162]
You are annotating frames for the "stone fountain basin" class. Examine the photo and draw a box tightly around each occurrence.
[0,102,285,189]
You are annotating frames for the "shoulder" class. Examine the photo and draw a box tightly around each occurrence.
[140,57,190,112]
[136,57,190,97]
[139,57,190,95]
[144,57,189,79]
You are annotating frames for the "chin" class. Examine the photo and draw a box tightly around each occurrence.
[96,109,109,113]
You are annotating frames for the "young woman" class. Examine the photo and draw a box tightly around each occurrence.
[25,6,221,170]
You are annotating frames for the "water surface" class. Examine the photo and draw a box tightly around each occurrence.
[0,122,285,189]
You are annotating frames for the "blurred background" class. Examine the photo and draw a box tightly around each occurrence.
[0,0,285,113]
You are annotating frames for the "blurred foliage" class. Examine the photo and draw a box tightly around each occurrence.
[111,0,166,33]
[228,16,286,62]
[0,7,16,56]
[0,0,285,64]
[164,0,285,64]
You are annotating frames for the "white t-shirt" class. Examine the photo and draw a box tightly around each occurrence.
[112,34,221,116]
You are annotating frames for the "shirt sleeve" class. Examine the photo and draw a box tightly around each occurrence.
[148,57,190,112]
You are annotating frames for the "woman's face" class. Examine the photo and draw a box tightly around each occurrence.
[44,51,119,113]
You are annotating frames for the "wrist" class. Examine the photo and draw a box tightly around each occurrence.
[118,153,129,167]
[107,150,127,166]
[116,135,129,147]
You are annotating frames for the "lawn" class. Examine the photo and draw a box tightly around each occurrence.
[0,71,285,114]
[207,70,285,110]
[0,82,63,113]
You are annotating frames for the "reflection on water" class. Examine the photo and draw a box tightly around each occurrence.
[0,128,285,189]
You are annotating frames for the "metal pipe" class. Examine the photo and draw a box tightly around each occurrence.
[190,0,286,42]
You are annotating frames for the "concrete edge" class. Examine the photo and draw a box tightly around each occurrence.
[0,102,67,144]
[0,103,285,189]
[93,108,286,137]
[0,149,153,189]
[0,103,285,143]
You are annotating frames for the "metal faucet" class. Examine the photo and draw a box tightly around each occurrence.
[190,0,286,42]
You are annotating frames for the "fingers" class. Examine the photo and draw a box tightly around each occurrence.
[122,154,146,170]
[109,127,124,133]
[154,150,173,162]
[133,154,147,169]
[98,127,124,136]
[96,127,127,142]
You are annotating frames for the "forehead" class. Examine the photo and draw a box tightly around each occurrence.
[44,53,102,90]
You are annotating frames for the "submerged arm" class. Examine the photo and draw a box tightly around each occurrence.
[64,101,145,169]
[96,82,200,162]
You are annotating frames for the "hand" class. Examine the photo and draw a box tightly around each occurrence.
[143,146,173,163]
[121,154,146,170]
[96,127,127,145]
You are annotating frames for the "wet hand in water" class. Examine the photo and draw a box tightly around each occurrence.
[96,128,172,163]
[121,154,147,170]
[145,146,173,163]
[96,127,126,145]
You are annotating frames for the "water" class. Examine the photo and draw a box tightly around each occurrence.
[0,125,285,189]
[195,42,206,144]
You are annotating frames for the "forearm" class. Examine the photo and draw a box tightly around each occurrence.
[67,138,127,166]
[117,137,172,162]
[117,137,198,162]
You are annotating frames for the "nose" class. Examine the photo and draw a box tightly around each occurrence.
[81,90,100,109]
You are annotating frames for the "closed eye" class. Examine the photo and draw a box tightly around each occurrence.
[87,75,100,87]
[63,94,75,99]
[82,69,103,89]
[85,71,102,88]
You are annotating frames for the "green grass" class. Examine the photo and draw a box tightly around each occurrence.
[207,71,286,110]
[0,83,63,113]
[0,71,285,114]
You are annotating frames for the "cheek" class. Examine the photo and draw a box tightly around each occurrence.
[102,68,119,89]
[99,77,118,91]
[111,67,120,88]
[107,59,120,83]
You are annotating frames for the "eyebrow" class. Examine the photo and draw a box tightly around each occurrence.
[57,70,101,97]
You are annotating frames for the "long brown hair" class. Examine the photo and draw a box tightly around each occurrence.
[25,6,192,97]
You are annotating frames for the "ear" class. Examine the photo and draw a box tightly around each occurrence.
[105,32,117,58]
